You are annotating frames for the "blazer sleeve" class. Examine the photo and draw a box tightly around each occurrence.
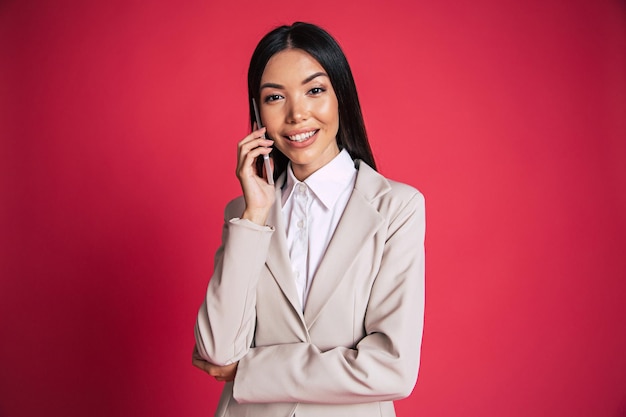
[194,199,275,366]
[233,190,425,404]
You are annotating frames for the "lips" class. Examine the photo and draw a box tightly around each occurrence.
[286,130,318,142]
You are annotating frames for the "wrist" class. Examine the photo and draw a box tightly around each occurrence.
[241,208,270,226]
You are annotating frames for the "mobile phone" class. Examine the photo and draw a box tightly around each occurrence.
[252,98,274,185]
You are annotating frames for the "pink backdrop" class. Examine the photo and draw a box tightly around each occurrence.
[1,1,625,416]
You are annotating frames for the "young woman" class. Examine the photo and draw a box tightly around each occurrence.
[192,22,425,417]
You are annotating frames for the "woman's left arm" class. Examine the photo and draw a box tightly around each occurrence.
[233,190,425,404]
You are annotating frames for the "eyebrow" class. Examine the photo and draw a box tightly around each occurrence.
[260,72,329,90]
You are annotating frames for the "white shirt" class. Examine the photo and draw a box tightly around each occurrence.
[281,149,357,310]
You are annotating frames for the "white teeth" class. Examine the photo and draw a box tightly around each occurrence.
[288,130,317,142]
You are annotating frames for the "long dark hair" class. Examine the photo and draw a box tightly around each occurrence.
[247,22,376,180]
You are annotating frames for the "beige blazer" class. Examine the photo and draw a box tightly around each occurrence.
[195,161,425,417]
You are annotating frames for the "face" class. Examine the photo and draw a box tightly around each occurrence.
[259,48,340,181]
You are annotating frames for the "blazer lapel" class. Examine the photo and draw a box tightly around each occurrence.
[303,162,390,327]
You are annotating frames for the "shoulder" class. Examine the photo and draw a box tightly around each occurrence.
[354,161,425,240]
[386,178,424,205]
[387,178,425,217]
[354,160,425,211]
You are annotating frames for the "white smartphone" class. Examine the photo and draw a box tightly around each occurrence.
[252,98,274,185]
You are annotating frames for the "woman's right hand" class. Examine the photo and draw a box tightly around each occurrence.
[236,127,275,225]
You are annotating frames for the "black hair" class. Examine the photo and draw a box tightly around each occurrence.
[247,22,376,180]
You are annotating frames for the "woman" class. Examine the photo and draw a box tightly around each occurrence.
[193,22,425,417]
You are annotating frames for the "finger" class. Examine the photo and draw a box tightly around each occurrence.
[244,145,273,161]
[239,127,266,147]
[238,136,272,158]
[192,358,208,372]
[237,137,273,168]
[191,349,212,373]
[191,354,206,367]
[191,345,206,363]
[238,143,274,165]
[237,146,273,176]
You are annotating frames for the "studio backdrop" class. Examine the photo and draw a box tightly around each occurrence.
[1,1,625,416]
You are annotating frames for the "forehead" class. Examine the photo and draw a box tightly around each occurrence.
[261,48,326,82]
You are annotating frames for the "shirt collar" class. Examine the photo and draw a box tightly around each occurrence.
[281,149,356,210]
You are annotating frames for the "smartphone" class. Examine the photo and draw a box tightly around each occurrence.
[252,98,274,185]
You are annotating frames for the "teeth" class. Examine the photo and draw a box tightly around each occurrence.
[288,130,316,142]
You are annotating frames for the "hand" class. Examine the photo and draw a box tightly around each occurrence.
[236,126,275,225]
[192,345,238,382]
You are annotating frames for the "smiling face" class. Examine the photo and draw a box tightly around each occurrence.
[259,48,340,181]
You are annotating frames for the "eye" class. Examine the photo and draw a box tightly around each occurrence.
[264,94,283,103]
[308,87,326,95]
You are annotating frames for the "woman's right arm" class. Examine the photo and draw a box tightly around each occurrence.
[194,207,274,365]
[194,127,275,366]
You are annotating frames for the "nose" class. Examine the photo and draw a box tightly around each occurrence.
[286,97,308,124]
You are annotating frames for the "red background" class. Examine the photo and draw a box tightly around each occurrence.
[1,0,625,416]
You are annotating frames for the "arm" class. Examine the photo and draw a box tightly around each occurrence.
[194,127,276,366]
[194,212,274,365]
[234,191,426,404]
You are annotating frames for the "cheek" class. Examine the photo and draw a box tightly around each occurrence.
[321,99,339,131]
[327,101,339,134]
[261,110,283,138]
